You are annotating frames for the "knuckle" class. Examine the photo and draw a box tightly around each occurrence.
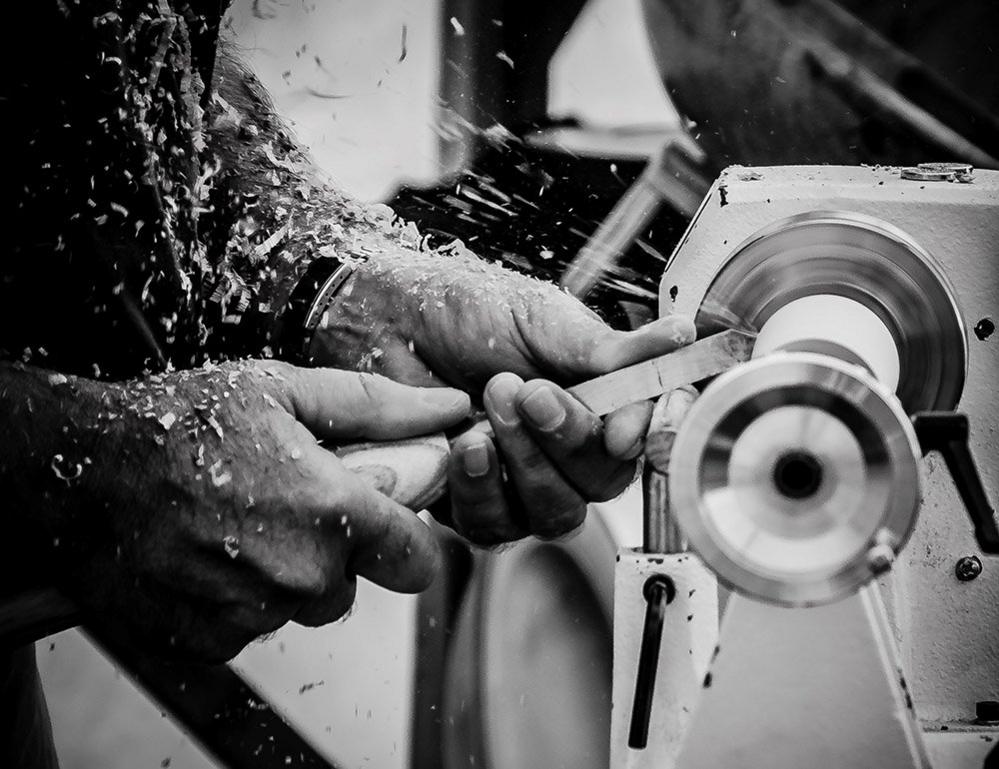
[517,448,553,476]
[296,580,357,627]
[550,417,604,459]
[329,580,358,619]
[451,499,522,548]
[409,545,442,592]
[529,498,586,539]
[274,557,334,600]
[395,525,442,591]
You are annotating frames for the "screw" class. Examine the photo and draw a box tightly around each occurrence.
[974,317,995,341]
[955,555,983,582]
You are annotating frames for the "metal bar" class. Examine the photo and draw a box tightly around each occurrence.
[561,140,712,301]
[84,624,337,769]
[642,386,699,554]
[805,42,999,169]
[627,575,675,749]
[0,590,80,654]
[410,530,474,769]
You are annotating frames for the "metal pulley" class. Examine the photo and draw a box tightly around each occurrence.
[694,210,967,413]
[669,353,923,606]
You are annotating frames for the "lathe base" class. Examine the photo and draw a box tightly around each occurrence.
[611,550,717,769]
[676,585,929,769]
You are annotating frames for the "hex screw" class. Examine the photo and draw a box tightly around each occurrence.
[955,555,983,582]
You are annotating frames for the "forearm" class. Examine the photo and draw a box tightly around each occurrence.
[198,49,377,356]
[199,46,503,363]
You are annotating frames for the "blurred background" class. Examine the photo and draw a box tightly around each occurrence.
[33,0,999,766]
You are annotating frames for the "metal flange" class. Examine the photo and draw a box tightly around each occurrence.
[695,211,967,413]
[670,353,923,606]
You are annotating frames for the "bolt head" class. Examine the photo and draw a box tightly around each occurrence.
[955,555,983,582]
[867,544,895,574]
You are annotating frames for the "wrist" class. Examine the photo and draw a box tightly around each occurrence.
[276,256,361,365]
[0,364,108,575]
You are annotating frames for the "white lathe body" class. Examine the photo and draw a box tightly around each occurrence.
[610,166,999,769]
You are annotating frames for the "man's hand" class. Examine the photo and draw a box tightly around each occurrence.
[1,361,470,662]
[309,249,695,545]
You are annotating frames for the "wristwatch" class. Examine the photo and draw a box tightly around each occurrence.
[277,256,357,363]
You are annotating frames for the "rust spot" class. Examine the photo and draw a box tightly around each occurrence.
[974,317,995,340]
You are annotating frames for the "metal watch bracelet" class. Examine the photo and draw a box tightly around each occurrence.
[277,257,358,363]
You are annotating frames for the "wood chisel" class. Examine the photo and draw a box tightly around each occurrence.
[337,329,756,509]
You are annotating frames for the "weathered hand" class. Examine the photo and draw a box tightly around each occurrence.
[5,361,470,661]
[309,250,695,545]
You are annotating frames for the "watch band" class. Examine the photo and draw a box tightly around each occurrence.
[277,256,357,363]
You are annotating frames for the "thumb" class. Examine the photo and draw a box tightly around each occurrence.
[287,368,471,441]
[584,314,696,376]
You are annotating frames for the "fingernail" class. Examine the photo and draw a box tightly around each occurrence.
[462,441,490,478]
[422,388,470,412]
[485,376,521,427]
[520,386,565,431]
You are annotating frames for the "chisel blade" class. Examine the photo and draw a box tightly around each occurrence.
[569,329,757,415]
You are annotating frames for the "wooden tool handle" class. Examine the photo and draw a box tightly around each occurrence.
[336,433,452,510]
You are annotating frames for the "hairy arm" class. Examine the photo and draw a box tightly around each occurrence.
[198,47,698,547]
[194,46,412,360]
[0,360,469,660]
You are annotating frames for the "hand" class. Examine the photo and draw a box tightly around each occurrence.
[309,249,695,545]
[7,361,470,661]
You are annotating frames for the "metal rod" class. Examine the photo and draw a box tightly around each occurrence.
[804,42,999,169]
[84,624,337,769]
[627,575,676,749]
[643,386,699,553]
[642,464,672,555]
[560,140,711,301]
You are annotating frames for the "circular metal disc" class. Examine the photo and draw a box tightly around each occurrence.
[670,353,922,606]
[442,516,616,769]
[695,211,967,412]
